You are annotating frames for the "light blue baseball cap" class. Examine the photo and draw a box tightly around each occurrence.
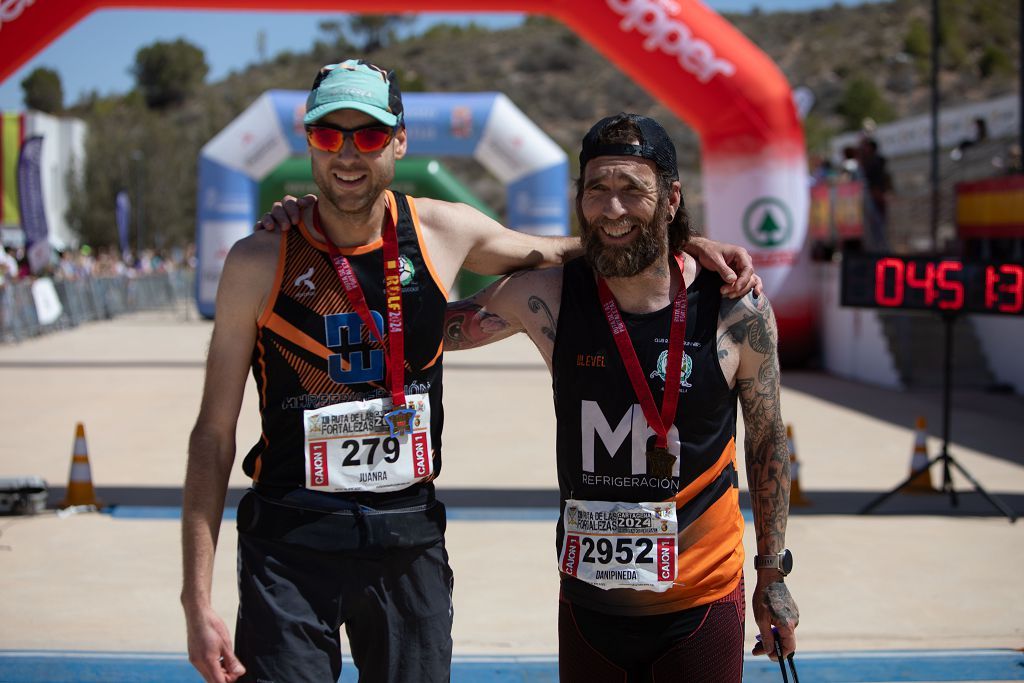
[303,59,404,127]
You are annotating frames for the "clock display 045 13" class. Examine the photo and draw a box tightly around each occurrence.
[840,254,1024,315]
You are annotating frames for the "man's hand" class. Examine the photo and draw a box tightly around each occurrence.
[751,579,799,661]
[186,604,246,683]
[254,194,317,232]
[684,236,763,299]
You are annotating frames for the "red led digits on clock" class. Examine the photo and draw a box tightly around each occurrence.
[875,257,904,307]
[905,261,936,305]
[986,264,1024,313]
[845,254,1023,315]
[935,261,964,310]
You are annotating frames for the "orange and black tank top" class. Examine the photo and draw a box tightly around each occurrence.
[243,190,447,510]
[552,255,744,615]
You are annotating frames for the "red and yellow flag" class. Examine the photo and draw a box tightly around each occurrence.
[1,112,25,225]
[956,176,1024,239]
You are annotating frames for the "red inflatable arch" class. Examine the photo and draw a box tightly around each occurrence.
[0,0,814,362]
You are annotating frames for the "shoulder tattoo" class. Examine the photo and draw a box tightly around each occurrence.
[717,294,774,359]
[528,295,557,343]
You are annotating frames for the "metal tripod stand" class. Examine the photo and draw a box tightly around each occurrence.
[859,313,1018,522]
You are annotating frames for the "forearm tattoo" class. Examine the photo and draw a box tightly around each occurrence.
[444,301,511,351]
[527,295,557,343]
[730,296,790,551]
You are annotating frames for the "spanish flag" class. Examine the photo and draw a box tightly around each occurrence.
[956,176,1024,239]
[1,112,24,225]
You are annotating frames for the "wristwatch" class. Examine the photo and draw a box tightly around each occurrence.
[753,549,793,576]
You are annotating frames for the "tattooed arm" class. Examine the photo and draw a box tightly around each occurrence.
[444,267,563,369]
[717,292,799,661]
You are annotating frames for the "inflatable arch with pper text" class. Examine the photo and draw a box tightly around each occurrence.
[0,0,814,362]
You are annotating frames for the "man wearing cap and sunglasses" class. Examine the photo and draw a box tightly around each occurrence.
[442,112,800,681]
[182,60,762,683]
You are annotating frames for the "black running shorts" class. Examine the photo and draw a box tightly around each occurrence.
[233,490,454,683]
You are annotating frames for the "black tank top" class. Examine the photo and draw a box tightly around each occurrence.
[552,256,744,615]
[244,191,447,511]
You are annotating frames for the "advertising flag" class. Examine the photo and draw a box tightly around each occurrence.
[1,112,24,225]
[17,135,49,273]
[115,190,131,255]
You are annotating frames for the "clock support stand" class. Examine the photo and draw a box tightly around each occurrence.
[859,312,1018,522]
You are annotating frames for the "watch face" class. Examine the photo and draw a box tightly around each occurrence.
[780,549,794,575]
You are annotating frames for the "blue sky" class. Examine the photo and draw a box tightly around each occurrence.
[0,1,886,111]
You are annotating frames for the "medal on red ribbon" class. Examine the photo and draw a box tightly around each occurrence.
[597,254,688,478]
[319,204,415,438]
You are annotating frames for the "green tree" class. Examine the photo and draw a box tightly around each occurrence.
[903,19,929,59]
[348,15,413,51]
[66,93,219,251]
[21,67,63,113]
[132,39,209,109]
[311,19,356,64]
[801,113,835,157]
[836,77,896,131]
[979,45,1013,78]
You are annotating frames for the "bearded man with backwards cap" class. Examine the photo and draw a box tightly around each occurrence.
[443,112,799,682]
[182,58,760,683]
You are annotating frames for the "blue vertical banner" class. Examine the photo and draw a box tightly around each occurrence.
[17,135,49,274]
[115,190,131,256]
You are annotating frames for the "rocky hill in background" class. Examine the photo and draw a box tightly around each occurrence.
[67,0,1020,247]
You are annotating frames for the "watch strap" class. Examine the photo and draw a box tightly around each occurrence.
[754,549,792,576]
[753,553,783,570]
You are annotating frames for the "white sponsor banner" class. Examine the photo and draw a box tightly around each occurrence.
[31,276,62,325]
[475,94,565,184]
[830,94,1019,159]
[198,220,252,304]
[201,93,291,179]
[702,154,811,307]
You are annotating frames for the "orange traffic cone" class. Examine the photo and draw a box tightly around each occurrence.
[787,424,811,507]
[905,416,937,493]
[59,423,103,509]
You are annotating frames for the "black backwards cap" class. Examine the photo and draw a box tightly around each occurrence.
[579,113,679,181]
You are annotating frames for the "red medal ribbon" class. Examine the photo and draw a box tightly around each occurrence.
[597,254,688,449]
[317,204,407,409]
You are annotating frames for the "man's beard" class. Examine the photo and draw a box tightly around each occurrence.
[312,159,394,221]
[581,200,670,278]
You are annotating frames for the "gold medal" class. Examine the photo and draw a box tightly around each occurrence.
[646,447,676,478]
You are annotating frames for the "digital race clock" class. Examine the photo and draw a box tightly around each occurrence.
[840,253,1024,316]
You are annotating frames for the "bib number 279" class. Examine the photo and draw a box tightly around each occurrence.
[339,437,400,466]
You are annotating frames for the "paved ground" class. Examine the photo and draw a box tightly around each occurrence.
[0,306,1022,680]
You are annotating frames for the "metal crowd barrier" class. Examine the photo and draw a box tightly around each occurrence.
[0,269,194,343]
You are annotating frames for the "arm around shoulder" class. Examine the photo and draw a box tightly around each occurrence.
[419,199,580,279]
[445,267,562,368]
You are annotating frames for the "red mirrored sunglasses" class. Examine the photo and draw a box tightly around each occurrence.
[306,123,397,154]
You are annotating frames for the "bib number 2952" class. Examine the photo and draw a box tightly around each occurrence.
[559,499,677,592]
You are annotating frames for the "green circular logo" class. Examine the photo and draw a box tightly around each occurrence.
[742,197,793,248]
[399,255,415,286]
